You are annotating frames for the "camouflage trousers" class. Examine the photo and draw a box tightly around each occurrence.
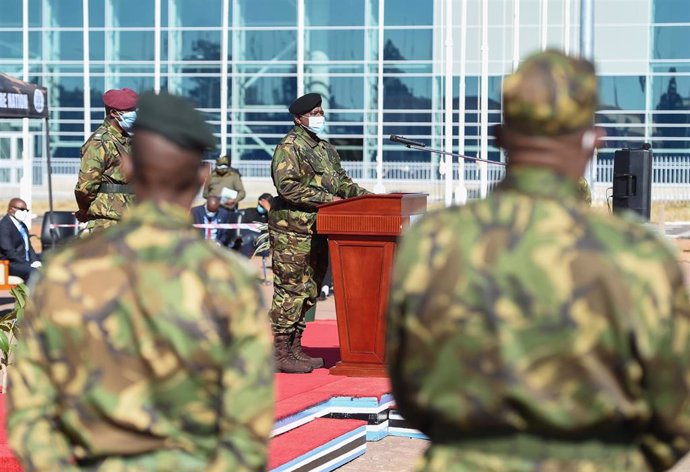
[416,438,650,472]
[268,228,328,335]
[79,218,118,239]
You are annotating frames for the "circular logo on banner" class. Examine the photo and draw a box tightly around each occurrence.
[33,89,45,114]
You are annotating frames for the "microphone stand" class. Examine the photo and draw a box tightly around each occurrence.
[389,136,506,167]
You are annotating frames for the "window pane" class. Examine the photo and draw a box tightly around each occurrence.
[112,31,155,61]
[307,30,364,61]
[0,1,22,27]
[244,76,297,107]
[384,76,432,109]
[653,26,690,61]
[241,30,296,62]
[0,33,23,60]
[384,30,432,61]
[385,0,432,26]
[305,0,365,27]
[239,0,296,27]
[598,76,646,111]
[173,0,223,27]
[113,0,155,27]
[45,0,83,27]
[653,0,690,24]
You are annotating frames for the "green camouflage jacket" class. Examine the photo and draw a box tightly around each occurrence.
[203,169,246,210]
[387,166,690,472]
[8,200,274,472]
[269,125,369,235]
[74,120,134,223]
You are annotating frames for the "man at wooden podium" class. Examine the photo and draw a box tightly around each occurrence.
[269,92,370,373]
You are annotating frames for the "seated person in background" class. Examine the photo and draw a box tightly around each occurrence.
[191,196,238,248]
[202,155,246,211]
[241,193,272,224]
[0,198,41,280]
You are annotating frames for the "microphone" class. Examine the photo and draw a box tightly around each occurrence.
[389,135,426,148]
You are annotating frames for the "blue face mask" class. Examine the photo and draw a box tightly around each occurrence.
[117,110,137,135]
[256,205,267,215]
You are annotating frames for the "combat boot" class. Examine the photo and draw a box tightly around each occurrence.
[274,334,313,374]
[290,330,324,369]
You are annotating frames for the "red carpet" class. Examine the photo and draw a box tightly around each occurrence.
[0,321,392,471]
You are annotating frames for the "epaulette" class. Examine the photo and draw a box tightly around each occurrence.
[282,133,297,145]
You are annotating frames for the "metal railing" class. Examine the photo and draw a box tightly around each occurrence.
[26,156,690,202]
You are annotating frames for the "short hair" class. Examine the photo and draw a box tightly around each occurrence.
[258,193,273,202]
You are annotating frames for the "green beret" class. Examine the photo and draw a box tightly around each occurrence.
[288,93,322,116]
[134,92,216,151]
[502,50,598,136]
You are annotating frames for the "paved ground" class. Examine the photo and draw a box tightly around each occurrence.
[336,437,428,472]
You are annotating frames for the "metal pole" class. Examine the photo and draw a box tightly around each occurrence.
[443,0,454,207]
[479,0,489,199]
[22,0,32,212]
[82,0,91,138]
[512,0,520,70]
[45,117,54,219]
[455,0,467,205]
[540,0,548,51]
[564,0,571,54]
[374,0,385,193]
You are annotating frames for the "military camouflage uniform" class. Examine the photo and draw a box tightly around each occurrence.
[387,50,690,472]
[8,200,274,472]
[75,119,134,235]
[269,125,369,335]
[203,157,246,211]
[577,176,592,205]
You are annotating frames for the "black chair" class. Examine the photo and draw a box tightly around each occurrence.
[41,211,78,252]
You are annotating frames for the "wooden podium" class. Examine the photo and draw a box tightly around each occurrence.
[317,193,427,377]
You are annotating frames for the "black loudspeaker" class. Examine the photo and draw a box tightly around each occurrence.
[41,211,79,252]
[612,146,652,220]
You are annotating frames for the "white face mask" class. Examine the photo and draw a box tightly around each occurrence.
[14,209,29,222]
[306,116,326,134]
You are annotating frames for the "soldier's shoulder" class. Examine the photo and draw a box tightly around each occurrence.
[229,166,242,177]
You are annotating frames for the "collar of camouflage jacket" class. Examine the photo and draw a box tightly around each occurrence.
[496,166,581,202]
[293,124,321,149]
[102,118,130,145]
[123,200,194,228]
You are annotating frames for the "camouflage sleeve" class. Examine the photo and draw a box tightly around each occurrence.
[577,177,592,206]
[637,254,690,471]
[74,140,105,214]
[207,264,274,472]
[8,280,80,472]
[272,144,333,207]
[332,147,370,198]
[202,175,211,199]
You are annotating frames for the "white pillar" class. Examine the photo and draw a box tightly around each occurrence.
[455,0,468,205]
[443,0,454,207]
[297,0,305,96]
[374,0,385,194]
[220,0,230,153]
[82,0,91,138]
[564,0,571,54]
[540,0,548,50]
[231,0,241,162]
[21,0,32,211]
[154,0,161,93]
[512,0,520,70]
[580,0,596,187]
[479,0,489,199]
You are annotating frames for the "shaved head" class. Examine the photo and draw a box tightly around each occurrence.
[126,130,207,207]
[7,198,26,212]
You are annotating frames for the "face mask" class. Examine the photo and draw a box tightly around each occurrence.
[117,110,137,136]
[206,211,217,218]
[216,165,228,175]
[305,116,325,134]
[14,209,29,222]
[256,205,267,215]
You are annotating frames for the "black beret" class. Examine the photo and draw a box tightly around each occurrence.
[134,92,216,151]
[288,93,322,116]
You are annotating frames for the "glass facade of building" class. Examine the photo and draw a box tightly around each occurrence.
[0,0,688,164]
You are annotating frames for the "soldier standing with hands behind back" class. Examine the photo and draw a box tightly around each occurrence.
[269,92,370,373]
[75,88,138,236]
[387,50,690,472]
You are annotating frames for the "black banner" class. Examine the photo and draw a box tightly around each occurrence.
[0,73,48,119]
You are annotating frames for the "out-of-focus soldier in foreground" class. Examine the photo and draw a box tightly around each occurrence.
[9,92,274,472]
[75,88,138,236]
[387,49,690,472]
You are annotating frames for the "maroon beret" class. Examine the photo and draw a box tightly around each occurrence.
[102,88,138,110]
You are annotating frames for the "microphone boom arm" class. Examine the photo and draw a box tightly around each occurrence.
[389,135,506,166]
